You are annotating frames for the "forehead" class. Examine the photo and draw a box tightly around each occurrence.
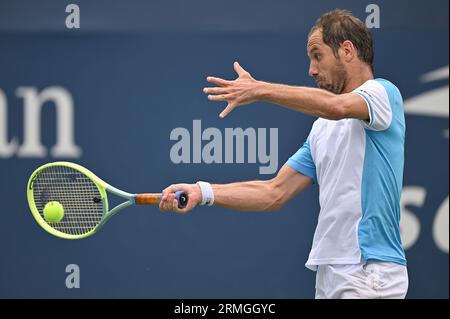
[307,29,325,52]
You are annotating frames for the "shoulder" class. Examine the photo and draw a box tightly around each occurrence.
[353,78,404,110]
[355,78,403,102]
[374,78,403,103]
[352,78,404,131]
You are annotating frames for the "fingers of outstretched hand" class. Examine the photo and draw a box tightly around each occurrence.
[207,94,232,102]
[203,87,228,94]
[219,103,236,118]
[206,76,232,87]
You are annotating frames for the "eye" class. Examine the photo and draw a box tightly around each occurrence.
[314,53,321,61]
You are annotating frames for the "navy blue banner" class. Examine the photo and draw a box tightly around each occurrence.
[0,0,448,298]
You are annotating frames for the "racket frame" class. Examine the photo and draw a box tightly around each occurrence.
[27,162,159,239]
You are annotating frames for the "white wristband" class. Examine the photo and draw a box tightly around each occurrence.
[196,181,214,206]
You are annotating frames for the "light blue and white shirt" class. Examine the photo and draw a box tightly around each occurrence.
[287,78,406,271]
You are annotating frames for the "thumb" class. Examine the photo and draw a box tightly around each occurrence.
[233,61,247,77]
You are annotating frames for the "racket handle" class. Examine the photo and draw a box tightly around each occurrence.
[135,194,161,205]
[175,191,189,209]
[135,192,188,209]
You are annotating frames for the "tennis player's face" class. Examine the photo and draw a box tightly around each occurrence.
[307,30,348,94]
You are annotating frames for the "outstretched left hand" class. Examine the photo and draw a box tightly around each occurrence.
[203,62,261,118]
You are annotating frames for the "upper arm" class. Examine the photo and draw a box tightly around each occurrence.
[351,80,394,131]
[286,134,317,183]
[272,129,315,204]
[332,92,370,121]
[329,81,394,132]
[270,164,313,204]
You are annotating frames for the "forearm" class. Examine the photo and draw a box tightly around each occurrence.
[257,81,342,119]
[211,180,282,212]
[160,165,312,213]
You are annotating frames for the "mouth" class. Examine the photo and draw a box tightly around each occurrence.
[314,77,324,86]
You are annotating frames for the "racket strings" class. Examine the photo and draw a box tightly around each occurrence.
[33,166,104,235]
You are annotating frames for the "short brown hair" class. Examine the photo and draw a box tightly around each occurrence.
[309,9,374,72]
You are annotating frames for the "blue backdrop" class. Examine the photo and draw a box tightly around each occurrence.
[0,0,448,298]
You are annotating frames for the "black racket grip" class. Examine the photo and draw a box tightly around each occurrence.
[175,191,189,209]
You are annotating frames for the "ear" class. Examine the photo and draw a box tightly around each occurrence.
[340,40,356,63]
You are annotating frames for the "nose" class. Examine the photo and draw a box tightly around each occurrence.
[309,61,318,77]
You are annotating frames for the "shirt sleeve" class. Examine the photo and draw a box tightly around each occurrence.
[352,80,393,131]
[286,135,317,184]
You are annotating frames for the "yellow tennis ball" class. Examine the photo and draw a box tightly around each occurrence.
[43,201,64,223]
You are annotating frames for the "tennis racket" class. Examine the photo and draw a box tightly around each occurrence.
[27,161,188,239]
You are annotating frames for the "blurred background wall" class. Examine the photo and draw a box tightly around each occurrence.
[0,0,448,298]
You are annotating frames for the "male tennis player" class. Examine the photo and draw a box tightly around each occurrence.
[160,9,408,299]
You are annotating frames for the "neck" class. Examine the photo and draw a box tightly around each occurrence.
[342,65,374,93]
